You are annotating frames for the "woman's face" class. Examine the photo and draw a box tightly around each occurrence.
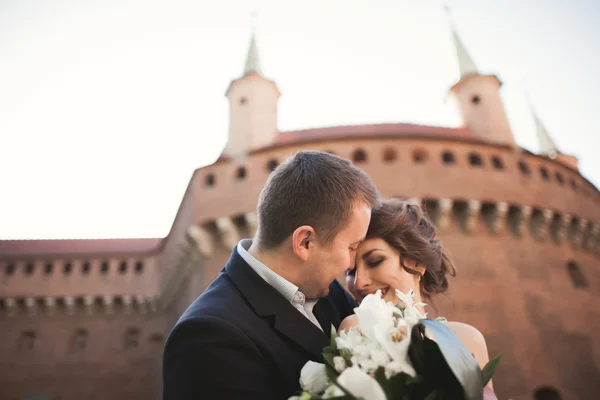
[346,237,422,304]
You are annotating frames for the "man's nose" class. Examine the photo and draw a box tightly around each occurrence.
[353,267,372,291]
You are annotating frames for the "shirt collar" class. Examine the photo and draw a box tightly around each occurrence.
[237,239,299,303]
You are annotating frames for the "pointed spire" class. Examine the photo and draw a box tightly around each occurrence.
[444,5,478,78]
[526,92,559,158]
[243,12,263,77]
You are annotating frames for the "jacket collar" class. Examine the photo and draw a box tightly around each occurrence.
[225,246,329,360]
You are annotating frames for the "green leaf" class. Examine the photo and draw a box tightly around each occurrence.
[406,375,424,385]
[481,354,502,386]
[410,319,485,399]
[323,353,336,369]
[339,348,352,364]
[330,324,338,350]
[298,392,315,400]
[374,367,411,397]
[424,390,438,400]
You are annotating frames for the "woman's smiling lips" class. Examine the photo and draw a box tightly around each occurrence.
[360,286,390,298]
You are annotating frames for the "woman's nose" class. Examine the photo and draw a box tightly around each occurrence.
[353,266,372,291]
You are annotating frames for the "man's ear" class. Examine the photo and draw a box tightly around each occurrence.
[292,225,316,262]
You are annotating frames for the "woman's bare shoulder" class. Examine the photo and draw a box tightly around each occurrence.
[445,321,489,368]
[445,321,486,344]
[338,314,359,332]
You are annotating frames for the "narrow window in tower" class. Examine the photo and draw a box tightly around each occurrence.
[540,167,550,181]
[236,166,247,180]
[442,151,455,165]
[491,156,504,170]
[533,386,562,400]
[149,333,164,344]
[412,149,428,164]
[352,149,367,163]
[382,148,397,163]
[101,261,109,275]
[25,263,35,276]
[64,262,72,276]
[267,159,278,172]
[135,261,144,274]
[5,263,15,276]
[125,328,139,349]
[44,262,53,276]
[239,97,247,105]
[205,173,216,187]
[82,261,91,275]
[119,261,128,274]
[468,153,483,167]
[471,95,481,105]
[518,161,530,175]
[555,171,564,185]
[73,329,88,350]
[19,331,36,350]
[566,261,588,289]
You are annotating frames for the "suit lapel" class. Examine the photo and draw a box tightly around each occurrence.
[225,247,329,360]
[313,298,335,336]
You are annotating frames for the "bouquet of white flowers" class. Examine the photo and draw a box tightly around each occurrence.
[290,289,500,400]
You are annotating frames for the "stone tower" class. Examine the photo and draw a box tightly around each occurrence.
[223,30,281,160]
[528,93,580,171]
[445,7,516,147]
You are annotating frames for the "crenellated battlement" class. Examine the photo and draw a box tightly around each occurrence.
[0,293,158,318]
[191,134,600,227]
[188,199,600,258]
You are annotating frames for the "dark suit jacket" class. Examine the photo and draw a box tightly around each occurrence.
[162,246,357,400]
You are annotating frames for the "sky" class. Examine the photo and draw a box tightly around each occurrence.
[0,0,599,240]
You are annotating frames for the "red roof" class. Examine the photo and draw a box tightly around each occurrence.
[0,238,162,258]
[273,123,479,147]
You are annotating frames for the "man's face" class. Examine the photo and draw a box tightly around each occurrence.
[304,203,372,298]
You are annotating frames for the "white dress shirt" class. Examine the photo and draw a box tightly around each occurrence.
[237,239,322,331]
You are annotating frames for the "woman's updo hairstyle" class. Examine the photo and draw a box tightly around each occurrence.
[365,198,456,297]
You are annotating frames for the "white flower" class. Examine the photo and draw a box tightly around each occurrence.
[395,288,427,309]
[336,327,366,350]
[299,361,329,393]
[373,319,416,377]
[353,290,396,343]
[356,358,379,374]
[323,367,387,400]
[384,360,411,379]
[369,348,391,367]
[395,289,427,322]
[333,356,347,373]
[323,385,341,399]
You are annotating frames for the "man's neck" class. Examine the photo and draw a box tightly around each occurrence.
[248,242,302,289]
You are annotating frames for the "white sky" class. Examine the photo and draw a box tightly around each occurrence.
[1,0,599,240]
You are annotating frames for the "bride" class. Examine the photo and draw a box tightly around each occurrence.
[340,198,497,399]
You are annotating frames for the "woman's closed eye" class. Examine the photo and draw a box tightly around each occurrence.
[366,258,384,268]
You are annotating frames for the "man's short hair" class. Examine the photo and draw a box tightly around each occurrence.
[255,151,379,250]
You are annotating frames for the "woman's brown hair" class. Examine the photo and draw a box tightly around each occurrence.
[366,198,456,297]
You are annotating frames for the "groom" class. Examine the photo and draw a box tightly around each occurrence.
[162,151,379,399]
